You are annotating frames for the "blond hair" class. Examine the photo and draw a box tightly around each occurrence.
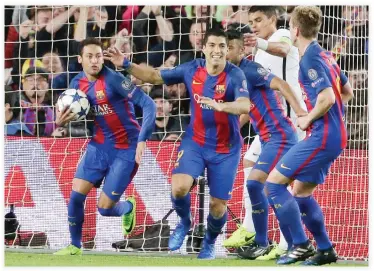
[291,6,322,39]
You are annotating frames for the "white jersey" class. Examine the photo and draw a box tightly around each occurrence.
[254,28,306,140]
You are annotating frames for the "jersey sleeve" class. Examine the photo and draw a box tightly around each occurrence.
[69,77,79,89]
[303,58,332,94]
[160,62,191,85]
[340,70,349,86]
[248,63,276,89]
[271,29,292,45]
[230,68,249,100]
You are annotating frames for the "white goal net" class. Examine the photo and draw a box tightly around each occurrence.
[4,5,368,261]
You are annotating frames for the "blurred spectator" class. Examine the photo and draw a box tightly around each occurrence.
[179,18,207,63]
[149,88,187,141]
[5,88,33,136]
[164,82,190,118]
[19,67,55,136]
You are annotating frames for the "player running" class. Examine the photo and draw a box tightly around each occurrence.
[265,6,354,265]
[225,29,307,260]
[224,6,308,259]
[103,27,250,259]
[54,38,156,255]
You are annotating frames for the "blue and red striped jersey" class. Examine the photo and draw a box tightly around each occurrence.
[70,66,154,149]
[299,41,348,149]
[160,59,249,153]
[239,58,296,142]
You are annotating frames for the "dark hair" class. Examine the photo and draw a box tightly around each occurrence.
[226,29,244,42]
[248,6,278,19]
[79,38,103,56]
[202,27,228,46]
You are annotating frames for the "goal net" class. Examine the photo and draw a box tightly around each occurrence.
[4,5,368,261]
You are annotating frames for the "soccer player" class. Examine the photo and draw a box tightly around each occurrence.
[266,6,354,265]
[54,38,156,255]
[224,6,307,259]
[225,29,307,260]
[103,27,250,259]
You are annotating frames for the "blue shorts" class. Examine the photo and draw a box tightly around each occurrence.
[253,134,297,174]
[75,141,138,202]
[172,138,241,200]
[275,136,343,184]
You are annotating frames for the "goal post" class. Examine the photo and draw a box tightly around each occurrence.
[4,5,368,261]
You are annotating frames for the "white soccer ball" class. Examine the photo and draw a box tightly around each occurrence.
[57,89,90,120]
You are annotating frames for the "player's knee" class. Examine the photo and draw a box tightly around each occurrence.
[209,198,227,218]
[171,174,193,197]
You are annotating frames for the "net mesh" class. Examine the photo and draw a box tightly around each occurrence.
[4,5,368,260]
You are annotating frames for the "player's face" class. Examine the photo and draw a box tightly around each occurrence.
[78,45,104,76]
[203,35,228,67]
[227,39,244,65]
[248,11,276,39]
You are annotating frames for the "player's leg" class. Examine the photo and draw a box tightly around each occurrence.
[168,139,205,251]
[98,148,138,235]
[199,147,241,259]
[55,143,107,255]
[293,167,338,265]
[223,136,260,248]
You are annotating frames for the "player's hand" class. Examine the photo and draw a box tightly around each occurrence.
[197,96,224,112]
[243,33,258,48]
[296,115,312,131]
[55,105,76,127]
[135,141,146,164]
[103,47,126,68]
[295,109,308,118]
[165,134,180,141]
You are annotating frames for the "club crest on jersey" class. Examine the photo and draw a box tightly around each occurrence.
[308,69,318,80]
[215,84,225,94]
[96,90,105,100]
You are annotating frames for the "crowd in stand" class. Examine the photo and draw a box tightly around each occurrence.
[4,5,368,149]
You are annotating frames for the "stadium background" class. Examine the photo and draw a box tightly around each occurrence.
[4,5,368,262]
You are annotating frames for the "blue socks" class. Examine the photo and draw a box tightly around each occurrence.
[268,196,293,250]
[295,196,332,250]
[98,201,133,217]
[171,193,191,225]
[266,182,308,246]
[68,191,87,248]
[247,180,269,247]
[206,212,227,244]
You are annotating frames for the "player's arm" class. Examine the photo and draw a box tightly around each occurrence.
[307,87,336,122]
[270,76,307,116]
[103,47,164,85]
[339,70,354,103]
[239,114,250,128]
[244,33,291,57]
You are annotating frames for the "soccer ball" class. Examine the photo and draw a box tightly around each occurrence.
[57,89,90,120]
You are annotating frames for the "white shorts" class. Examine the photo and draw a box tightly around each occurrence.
[243,135,261,163]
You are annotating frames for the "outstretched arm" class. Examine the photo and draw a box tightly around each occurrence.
[103,46,164,85]
[198,97,251,115]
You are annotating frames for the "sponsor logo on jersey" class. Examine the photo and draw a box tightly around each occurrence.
[92,104,113,116]
[193,94,224,110]
[96,90,105,100]
[311,77,325,88]
[193,80,202,85]
[308,69,318,80]
[215,84,225,94]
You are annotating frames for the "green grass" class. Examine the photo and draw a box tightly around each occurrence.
[5,252,367,267]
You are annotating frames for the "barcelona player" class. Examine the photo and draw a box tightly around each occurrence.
[265,6,354,265]
[225,29,307,259]
[54,38,156,255]
[103,27,250,259]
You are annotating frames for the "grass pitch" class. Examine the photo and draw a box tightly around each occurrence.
[5,251,367,267]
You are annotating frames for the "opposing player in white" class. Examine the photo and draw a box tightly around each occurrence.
[223,6,307,260]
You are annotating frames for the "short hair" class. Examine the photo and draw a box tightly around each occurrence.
[202,27,228,46]
[79,38,103,56]
[248,6,278,19]
[5,91,21,119]
[291,6,322,39]
[226,29,243,42]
